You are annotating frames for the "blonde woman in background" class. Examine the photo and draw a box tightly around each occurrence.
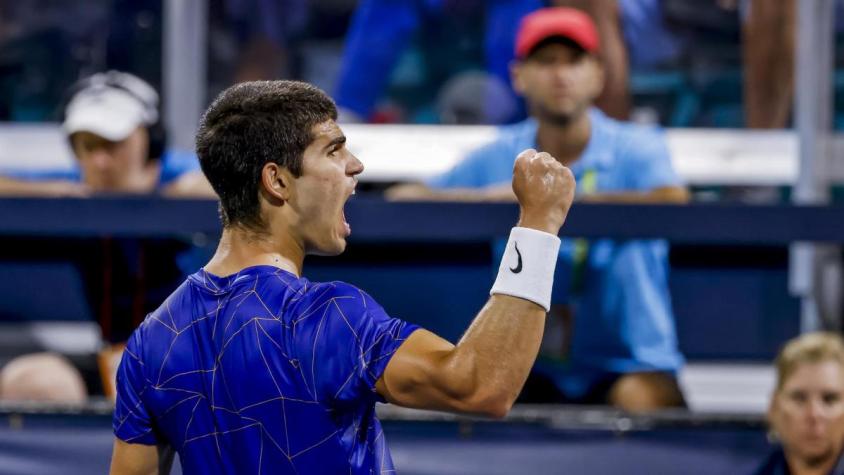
[754,332,844,475]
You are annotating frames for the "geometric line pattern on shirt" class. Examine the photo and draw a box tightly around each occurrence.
[114,267,417,474]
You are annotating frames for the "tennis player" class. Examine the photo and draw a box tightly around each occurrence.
[109,80,574,474]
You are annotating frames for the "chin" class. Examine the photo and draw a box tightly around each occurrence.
[308,239,347,257]
[794,444,834,463]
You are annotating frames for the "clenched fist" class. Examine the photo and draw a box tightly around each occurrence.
[511,149,575,235]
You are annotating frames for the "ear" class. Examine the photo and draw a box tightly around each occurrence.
[261,162,293,203]
[510,60,527,96]
[766,392,778,425]
[588,57,606,101]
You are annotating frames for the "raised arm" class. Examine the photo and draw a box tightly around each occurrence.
[0,176,89,197]
[376,149,575,418]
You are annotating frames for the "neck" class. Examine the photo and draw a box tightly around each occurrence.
[204,224,304,278]
[535,110,591,166]
[786,448,842,475]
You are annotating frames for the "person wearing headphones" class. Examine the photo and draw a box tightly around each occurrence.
[0,71,214,198]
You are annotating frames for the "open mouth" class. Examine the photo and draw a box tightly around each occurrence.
[342,206,350,236]
[341,187,355,236]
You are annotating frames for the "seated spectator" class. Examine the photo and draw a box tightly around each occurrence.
[0,71,214,197]
[333,0,687,124]
[754,332,844,475]
[388,8,688,411]
[0,72,214,342]
[0,352,87,404]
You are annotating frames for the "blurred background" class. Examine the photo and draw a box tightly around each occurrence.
[0,1,843,474]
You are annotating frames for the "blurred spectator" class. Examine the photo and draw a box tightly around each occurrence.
[333,0,542,124]
[388,8,688,411]
[561,0,836,128]
[0,72,213,343]
[0,352,87,404]
[0,71,214,197]
[333,0,692,124]
[209,0,308,84]
[740,0,844,128]
[754,332,844,475]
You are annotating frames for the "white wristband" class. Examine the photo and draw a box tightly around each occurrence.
[490,227,561,312]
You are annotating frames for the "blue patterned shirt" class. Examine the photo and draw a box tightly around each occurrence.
[113,265,419,474]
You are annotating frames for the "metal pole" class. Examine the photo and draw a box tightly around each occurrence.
[163,0,208,152]
[789,0,837,332]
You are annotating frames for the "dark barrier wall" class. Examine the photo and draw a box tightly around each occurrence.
[0,408,772,475]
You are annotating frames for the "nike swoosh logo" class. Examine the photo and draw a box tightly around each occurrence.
[509,242,523,273]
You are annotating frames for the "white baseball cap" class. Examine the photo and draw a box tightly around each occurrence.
[62,71,159,142]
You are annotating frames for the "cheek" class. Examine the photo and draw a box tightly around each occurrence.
[772,403,803,433]
[118,147,147,171]
[828,404,844,428]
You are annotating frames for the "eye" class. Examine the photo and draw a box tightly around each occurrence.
[789,391,808,404]
[328,144,343,157]
[823,392,841,405]
[535,55,554,66]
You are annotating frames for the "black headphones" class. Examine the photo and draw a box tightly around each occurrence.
[62,71,167,162]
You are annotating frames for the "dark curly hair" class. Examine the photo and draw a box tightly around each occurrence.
[196,80,337,230]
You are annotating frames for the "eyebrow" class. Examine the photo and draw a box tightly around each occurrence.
[323,135,346,151]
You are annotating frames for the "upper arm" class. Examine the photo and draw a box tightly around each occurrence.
[375,328,477,413]
[113,332,160,445]
[109,438,159,475]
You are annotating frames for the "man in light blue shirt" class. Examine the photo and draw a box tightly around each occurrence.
[390,7,689,410]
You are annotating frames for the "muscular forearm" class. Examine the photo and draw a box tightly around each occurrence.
[445,294,546,416]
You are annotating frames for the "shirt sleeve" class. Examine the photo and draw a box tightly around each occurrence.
[158,149,201,186]
[293,282,419,406]
[113,330,159,445]
[618,127,682,191]
[426,144,501,189]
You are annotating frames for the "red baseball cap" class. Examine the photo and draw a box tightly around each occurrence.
[515,7,600,59]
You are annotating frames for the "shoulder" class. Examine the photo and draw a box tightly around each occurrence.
[595,111,670,161]
[478,119,537,157]
[750,446,787,475]
[298,280,374,311]
[159,149,200,185]
[455,119,536,175]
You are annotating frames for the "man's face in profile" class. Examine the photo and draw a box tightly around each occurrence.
[71,127,159,193]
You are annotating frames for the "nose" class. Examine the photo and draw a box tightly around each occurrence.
[552,64,575,85]
[88,148,112,170]
[348,152,364,177]
[806,398,827,422]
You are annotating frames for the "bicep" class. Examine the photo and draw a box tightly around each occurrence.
[109,438,159,475]
[376,329,474,412]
